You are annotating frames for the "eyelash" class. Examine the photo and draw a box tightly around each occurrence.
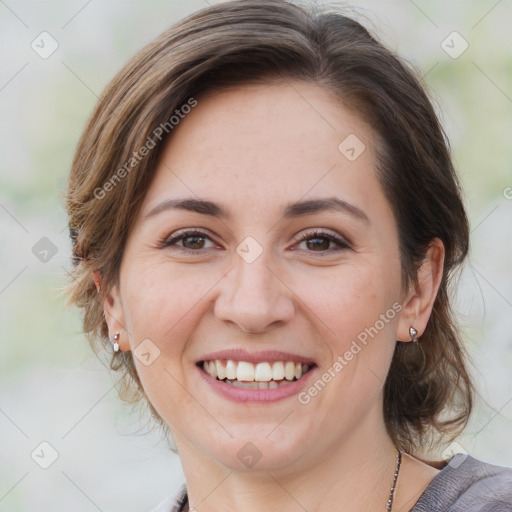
[161,229,351,255]
[295,229,351,252]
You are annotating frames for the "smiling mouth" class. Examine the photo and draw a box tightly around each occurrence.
[198,359,315,389]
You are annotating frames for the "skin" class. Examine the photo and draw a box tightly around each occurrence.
[98,81,444,511]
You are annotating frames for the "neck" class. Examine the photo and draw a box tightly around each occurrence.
[174,401,403,512]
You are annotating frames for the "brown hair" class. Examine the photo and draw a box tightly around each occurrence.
[65,0,474,455]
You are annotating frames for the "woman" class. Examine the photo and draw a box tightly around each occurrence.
[65,1,512,510]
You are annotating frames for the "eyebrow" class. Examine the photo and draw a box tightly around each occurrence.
[144,196,370,223]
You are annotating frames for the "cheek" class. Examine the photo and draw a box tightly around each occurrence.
[299,260,401,401]
[119,260,225,413]
[294,266,399,423]
[302,261,399,340]
[119,264,208,423]
[121,259,217,347]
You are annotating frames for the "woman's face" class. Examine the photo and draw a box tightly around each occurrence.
[108,81,410,473]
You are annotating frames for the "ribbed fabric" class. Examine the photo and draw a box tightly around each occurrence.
[152,454,512,512]
[411,454,512,512]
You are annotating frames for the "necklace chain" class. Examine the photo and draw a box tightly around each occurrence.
[386,450,402,511]
[183,449,403,512]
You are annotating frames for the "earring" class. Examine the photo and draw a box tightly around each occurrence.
[112,333,120,352]
[409,326,418,342]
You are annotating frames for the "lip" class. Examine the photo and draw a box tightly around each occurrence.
[197,348,316,365]
[197,361,317,404]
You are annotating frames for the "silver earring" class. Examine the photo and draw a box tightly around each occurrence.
[112,333,120,352]
[409,327,418,342]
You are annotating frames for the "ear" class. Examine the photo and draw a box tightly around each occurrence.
[396,238,445,342]
[93,271,130,351]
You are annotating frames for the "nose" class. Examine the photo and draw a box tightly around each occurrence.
[214,252,295,335]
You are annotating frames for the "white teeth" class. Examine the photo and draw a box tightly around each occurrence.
[226,379,290,389]
[208,360,217,378]
[225,360,237,380]
[272,362,285,380]
[230,380,259,389]
[215,360,226,380]
[236,361,255,382]
[201,359,312,383]
[285,362,295,381]
[254,362,273,382]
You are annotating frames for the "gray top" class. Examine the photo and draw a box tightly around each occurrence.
[152,454,512,512]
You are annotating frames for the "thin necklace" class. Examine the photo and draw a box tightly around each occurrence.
[182,450,403,512]
[387,450,402,511]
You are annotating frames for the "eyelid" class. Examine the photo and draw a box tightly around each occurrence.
[160,227,351,254]
[294,228,352,252]
[160,228,215,249]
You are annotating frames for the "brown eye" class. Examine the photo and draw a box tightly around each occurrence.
[295,230,350,253]
[162,230,215,252]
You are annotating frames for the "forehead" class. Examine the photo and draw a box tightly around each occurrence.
[142,81,383,218]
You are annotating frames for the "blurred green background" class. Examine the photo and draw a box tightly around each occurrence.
[0,1,511,510]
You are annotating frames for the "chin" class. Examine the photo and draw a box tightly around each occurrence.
[203,429,308,472]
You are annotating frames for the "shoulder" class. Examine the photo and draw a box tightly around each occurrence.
[151,482,188,512]
[412,454,512,512]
